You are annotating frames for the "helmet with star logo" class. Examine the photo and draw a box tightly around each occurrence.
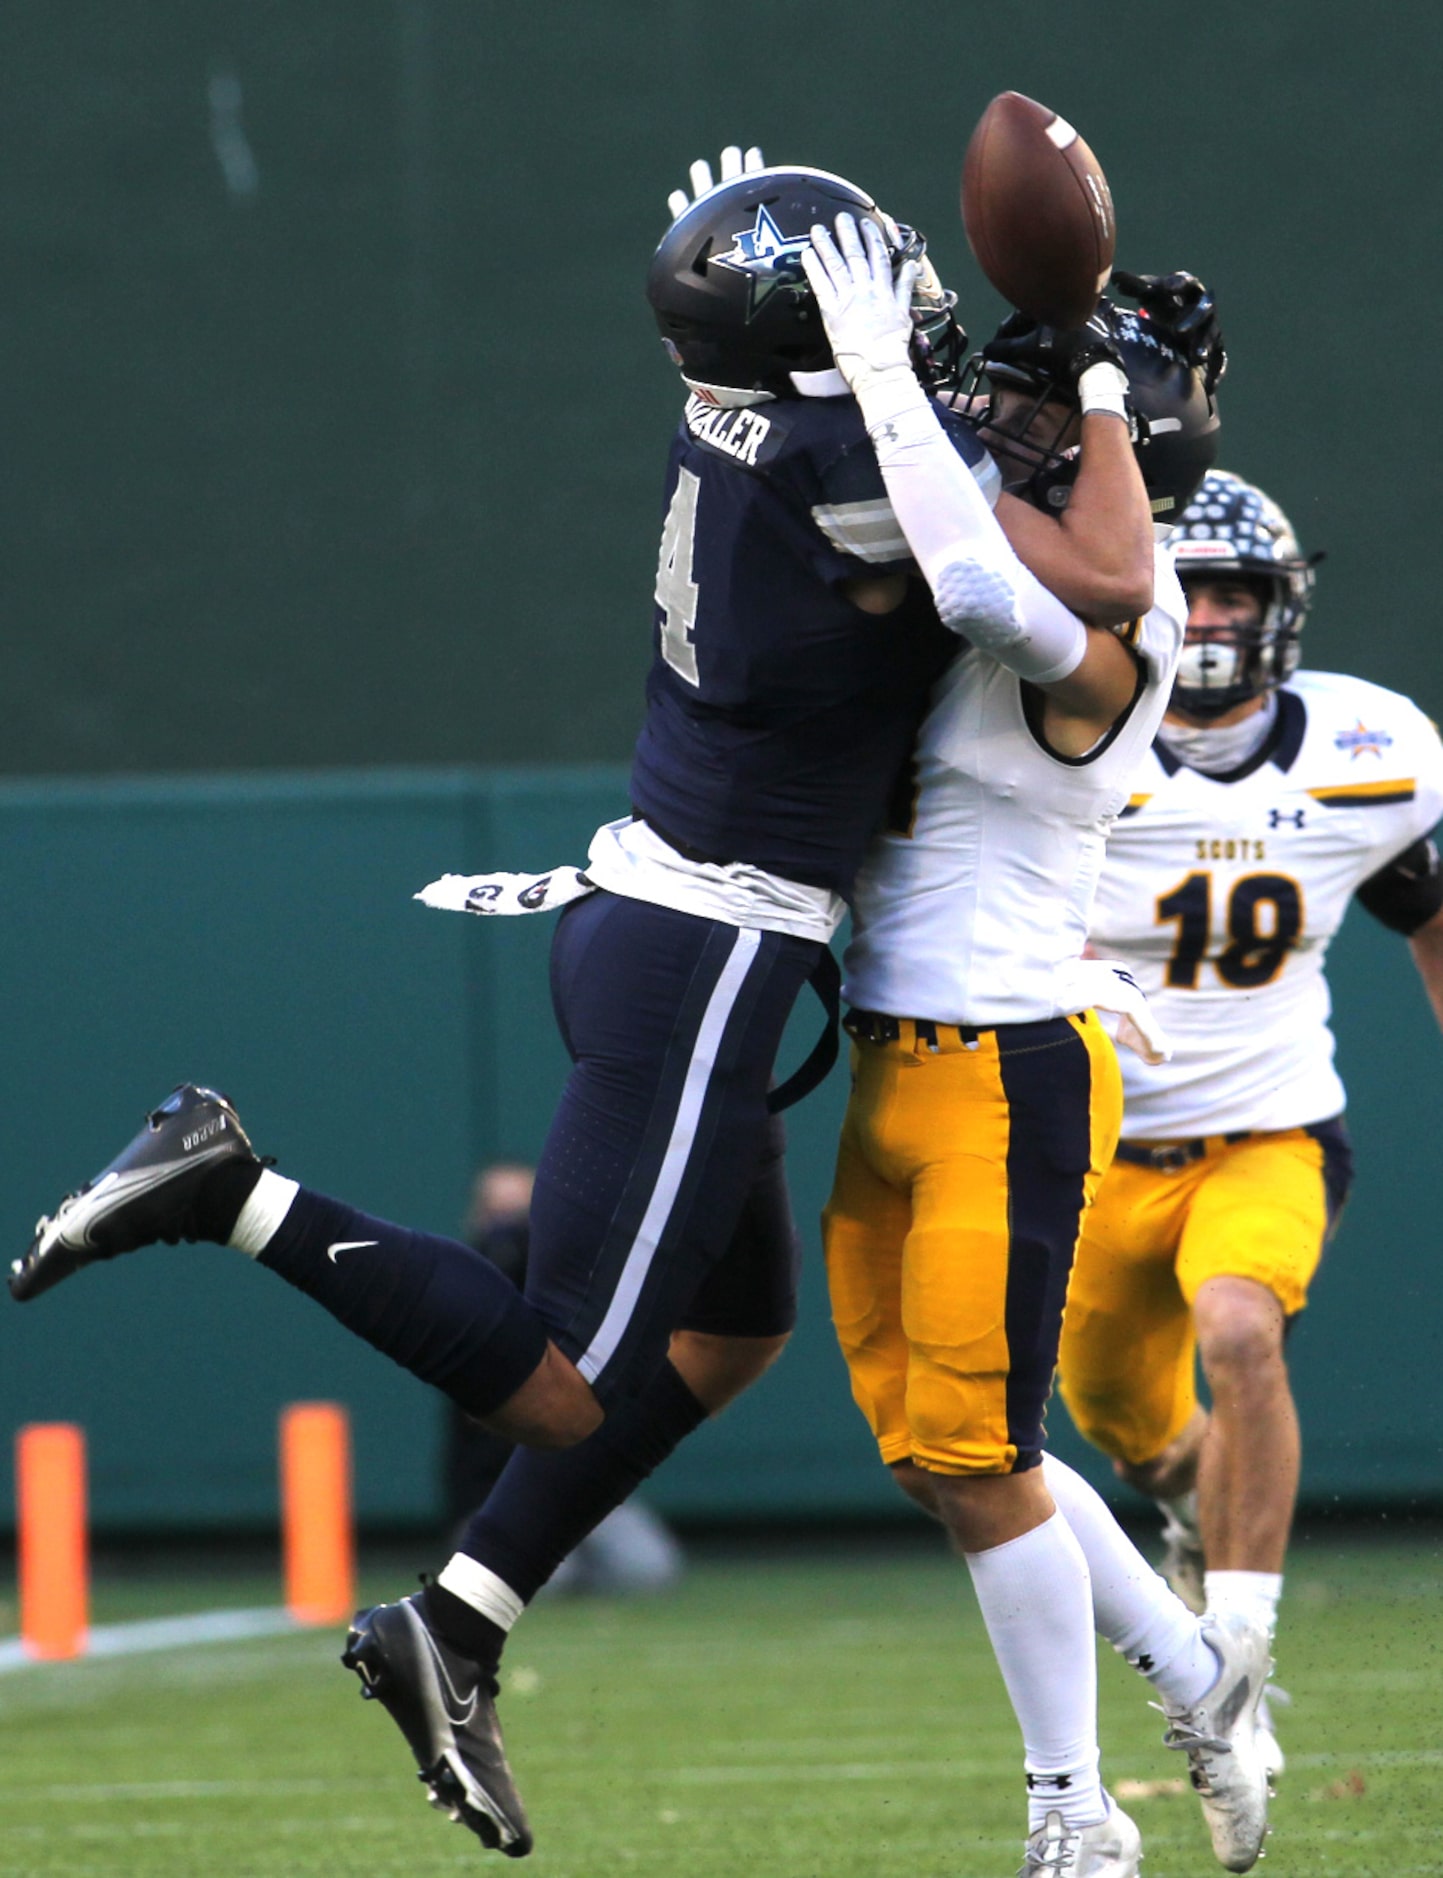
[646,165,965,404]
[1170,469,1320,718]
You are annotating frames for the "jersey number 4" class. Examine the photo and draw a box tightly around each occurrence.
[655,469,701,686]
[1156,870,1305,989]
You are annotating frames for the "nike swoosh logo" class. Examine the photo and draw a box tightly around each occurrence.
[69,1164,197,1251]
[326,1240,379,1262]
[1213,1672,1252,1735]
[399,1601,482,1729]
[421,1629,480,1727]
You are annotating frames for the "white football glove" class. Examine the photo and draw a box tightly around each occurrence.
[1058,958,1173,1064]
[667,145,765,221]
[800,213,919,403]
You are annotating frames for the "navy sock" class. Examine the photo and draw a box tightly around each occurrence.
[430,1361,707,1674]
[258,1189,550,1417]
[423,1580,506,1679]
[193,1160,263,1243]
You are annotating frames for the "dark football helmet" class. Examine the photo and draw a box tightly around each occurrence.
[963,300,1221,521]
[1169,470,1317,719]
[646,165,966,402]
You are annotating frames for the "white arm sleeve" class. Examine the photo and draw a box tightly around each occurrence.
[857,372,1088,686]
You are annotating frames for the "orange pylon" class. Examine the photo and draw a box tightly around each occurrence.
[279,1402,356,1625]
[17,1423,89,1659]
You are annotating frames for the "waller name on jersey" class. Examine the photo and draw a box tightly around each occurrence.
[685,395,772,467]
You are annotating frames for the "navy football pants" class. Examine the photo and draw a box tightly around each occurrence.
[528,889,815,1402]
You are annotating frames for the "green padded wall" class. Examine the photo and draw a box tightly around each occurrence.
[2,1,1440,776]
[2,2,1441,1525]
[0,770,485,1526]
[0,772,1438,1532]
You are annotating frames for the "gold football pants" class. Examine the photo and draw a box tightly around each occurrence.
[1057,1122,1352,1467]
[823,1011,1121,1475]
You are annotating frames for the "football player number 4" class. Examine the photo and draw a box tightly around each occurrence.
[655,469,702,686]
[1156,870,1304,989]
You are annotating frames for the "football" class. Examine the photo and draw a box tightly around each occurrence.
[961,92,1116,330]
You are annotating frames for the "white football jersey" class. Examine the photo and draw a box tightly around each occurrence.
[843,543,1187,1026]
[1089,669,1443,1137]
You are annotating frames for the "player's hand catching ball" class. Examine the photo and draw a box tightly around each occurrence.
[982,307,1126,390]
[1111,269,1226,392]
[982,307,1133,425]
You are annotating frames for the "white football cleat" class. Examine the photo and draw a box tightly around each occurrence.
[1158,1503,1206,1615]
[1257,1682,1289,1782]
[1017,1798,1142,1876]
[1161,1612,1271,1871]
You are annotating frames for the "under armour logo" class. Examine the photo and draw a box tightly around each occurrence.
[1026,1773,1074,1790]
[1135,1653,1155,1674]
[1268,808,1306,830]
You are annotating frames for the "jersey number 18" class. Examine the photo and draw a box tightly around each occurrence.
[1156,870,1304,989]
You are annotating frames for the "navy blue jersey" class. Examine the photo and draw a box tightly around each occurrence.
[630,391,995,897]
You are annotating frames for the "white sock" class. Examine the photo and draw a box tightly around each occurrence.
[1042,1455,1216,1708]
[1205,1569,1282,1637]
[438,1552,526,1632]
[229,1170,299,1257]
[963,1509,1104,1832]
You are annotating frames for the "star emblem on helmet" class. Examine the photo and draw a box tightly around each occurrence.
[712,205,812,321]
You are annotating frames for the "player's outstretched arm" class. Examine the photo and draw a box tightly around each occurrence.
[802,214,1146,738]
[979,311,1154,623]
[1407,902,1443,1033]
[994,412,1153,624]
[1358,828,1443,1028]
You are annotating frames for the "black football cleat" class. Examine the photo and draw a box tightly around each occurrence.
[9,1084,258,1303]
[342,1594,533,1858]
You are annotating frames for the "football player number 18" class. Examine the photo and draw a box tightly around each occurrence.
[655,469,702,686]
[1156,870,1304,990]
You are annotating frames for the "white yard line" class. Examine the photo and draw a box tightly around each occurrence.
[671,1746,1443,1784]
[0,1606,302,1673]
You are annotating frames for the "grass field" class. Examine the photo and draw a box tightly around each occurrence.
[0,1529,1438,1877]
